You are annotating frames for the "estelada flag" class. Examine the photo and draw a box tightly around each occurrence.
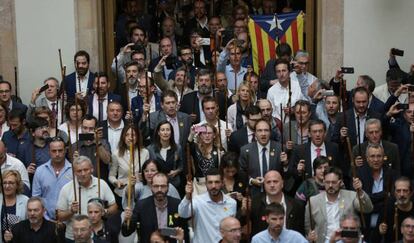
[248,11,304,73]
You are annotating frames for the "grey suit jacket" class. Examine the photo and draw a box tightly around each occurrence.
[305,190,373,243]
[141,110,192,148]
[239,141,282,195]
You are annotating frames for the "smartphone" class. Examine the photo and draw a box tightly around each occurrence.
[340,230,359,238]
[79,133,94,141]
[39,84,49,93]
[391,48,404,56]
[221,29,234,47]
[408,85,414,92]
[165,56,175,69]
[194,126,207,133]
[341,67,354,74]
[397,103,409,110]
[200,38,211,46]
[322,90,335,96]
[160,227,177,237]
[229,192,238,198]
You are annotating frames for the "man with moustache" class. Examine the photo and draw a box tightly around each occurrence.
[252,203,307,242]
[306,167,373,243]
[32,137,73,220]
[115,61,141,113]
[62,50,95,100]
[122,173,188,243]
[24,118,52,178]
[219,217,242,243]
[179,168,237,243]
[179,69,227,124]
[3,197,64,243]
[376,176,414,242]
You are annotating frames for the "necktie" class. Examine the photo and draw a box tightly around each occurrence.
[251,134,256,143]
[262,147,267,177]
[51,103,57,119]
[98,99,103,121]
[169,117,180,144]
[316,147,322,157]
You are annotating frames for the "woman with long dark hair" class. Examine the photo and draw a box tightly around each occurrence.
[146,121,183,189]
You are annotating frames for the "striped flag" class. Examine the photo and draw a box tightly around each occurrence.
[248,11,304,73]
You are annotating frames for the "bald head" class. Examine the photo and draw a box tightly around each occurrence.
[264,170,284,196]
[220,217,241,243]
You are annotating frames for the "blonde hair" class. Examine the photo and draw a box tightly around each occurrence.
[198,123,221,157]
[2,170,24,194]
[232,81,254,104]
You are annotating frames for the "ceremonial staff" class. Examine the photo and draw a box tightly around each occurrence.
[180,64,187,104]
[356,116,362,156]
[55,90,59,135]
[55,209,62,243]
[280,104,284,152]
[308,198,316,243]
[381,172,393,243]
[75,95,80,152]
[287,79,292,142]
[145,69,151,127]
[126,134,134,229]
[394,202,399,242]
[244,152,252,241]
[95,73,101,197]
[345,136,366,228]
[78,186,82,214]
[300,105,306,180]
[14,66,18,100]
[233,39,237,92]
[185,143,194,230]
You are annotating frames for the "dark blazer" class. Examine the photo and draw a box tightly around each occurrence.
[131,93,162,123]
[228,126,280,154]
[357,165,399,233]
[239,141,283,196]
[179,91,228,124]
[259,58,277,92]
[148,56,180,79]
[369,95,385,115]
[332,108,382,147]
[352,140,400,172]
[121,196,188,243]
[146,143,183,188]
[140,110,192,149]
[63,71,95,99]
[250,193,305,237]
[11,100,28,114]
[87,93,122,119]
[289,141,340,179]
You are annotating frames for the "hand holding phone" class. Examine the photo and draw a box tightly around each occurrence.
[39,84,50,93]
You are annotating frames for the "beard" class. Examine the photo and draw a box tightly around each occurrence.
[76,68,88,76]
[198,84,212,95]
[128,77,137,85]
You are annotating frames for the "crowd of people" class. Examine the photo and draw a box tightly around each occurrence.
[0,0,414,242]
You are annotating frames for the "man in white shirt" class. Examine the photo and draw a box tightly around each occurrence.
[0,140,30,190]
[102,101,124,153]
[178,168,237,243]
[216,42,247,91]
[267,59,304,120]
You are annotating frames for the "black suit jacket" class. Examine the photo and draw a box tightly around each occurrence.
[121,196,188,243]
[179,91,228,124]
[290,141,340,179]
[332,108,382,147]
[352,140,400,172]
[228,126,281,154]
[250,193,305,237]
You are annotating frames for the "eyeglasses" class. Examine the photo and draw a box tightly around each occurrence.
[0,90,10,94]
[223,228,242,233]
[3,182,16,186]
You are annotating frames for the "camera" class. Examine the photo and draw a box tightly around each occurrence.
[391,48,404,56]
[322,90,335,96]
[131,44,145,52]
[341,67,354,74]
[165,56,176,69]
[397,103,409,110]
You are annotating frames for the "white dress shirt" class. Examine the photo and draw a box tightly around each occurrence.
[75,71,90,94]
[325,195,341,242]
[92,93,108,121]
[107,120,124,153]
[267,79,304,120]
[354,110,367,143]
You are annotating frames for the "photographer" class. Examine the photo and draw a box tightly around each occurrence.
[388,48,414,84]
[328,213,365,243]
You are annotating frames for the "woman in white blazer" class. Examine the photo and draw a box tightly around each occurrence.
[0,170,29,243]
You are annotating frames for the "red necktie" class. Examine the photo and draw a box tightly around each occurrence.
[316,147,322,157]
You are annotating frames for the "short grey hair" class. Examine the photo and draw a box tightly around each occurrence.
[73,155,93,168]
[295,50,309,59]
[340,213,361,229]
[365,143,384,158]
[365,118,382,132]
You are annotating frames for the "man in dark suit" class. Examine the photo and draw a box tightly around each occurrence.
[140,90,191,149]
[87,73,121,122]
[148,37,179,80]
[122,173,188,243]
[332,87,382,148]
[290,119,340,181]
[239,119,284,196]
[179,69,227,124]
[0,80,27,113]
[228,105,262,154]
[249,170,304,237]
[183,0,210,45]
[131,74,162,124]
[357,144,399,241]
[353,118,400,172]
[62,50,95,100]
